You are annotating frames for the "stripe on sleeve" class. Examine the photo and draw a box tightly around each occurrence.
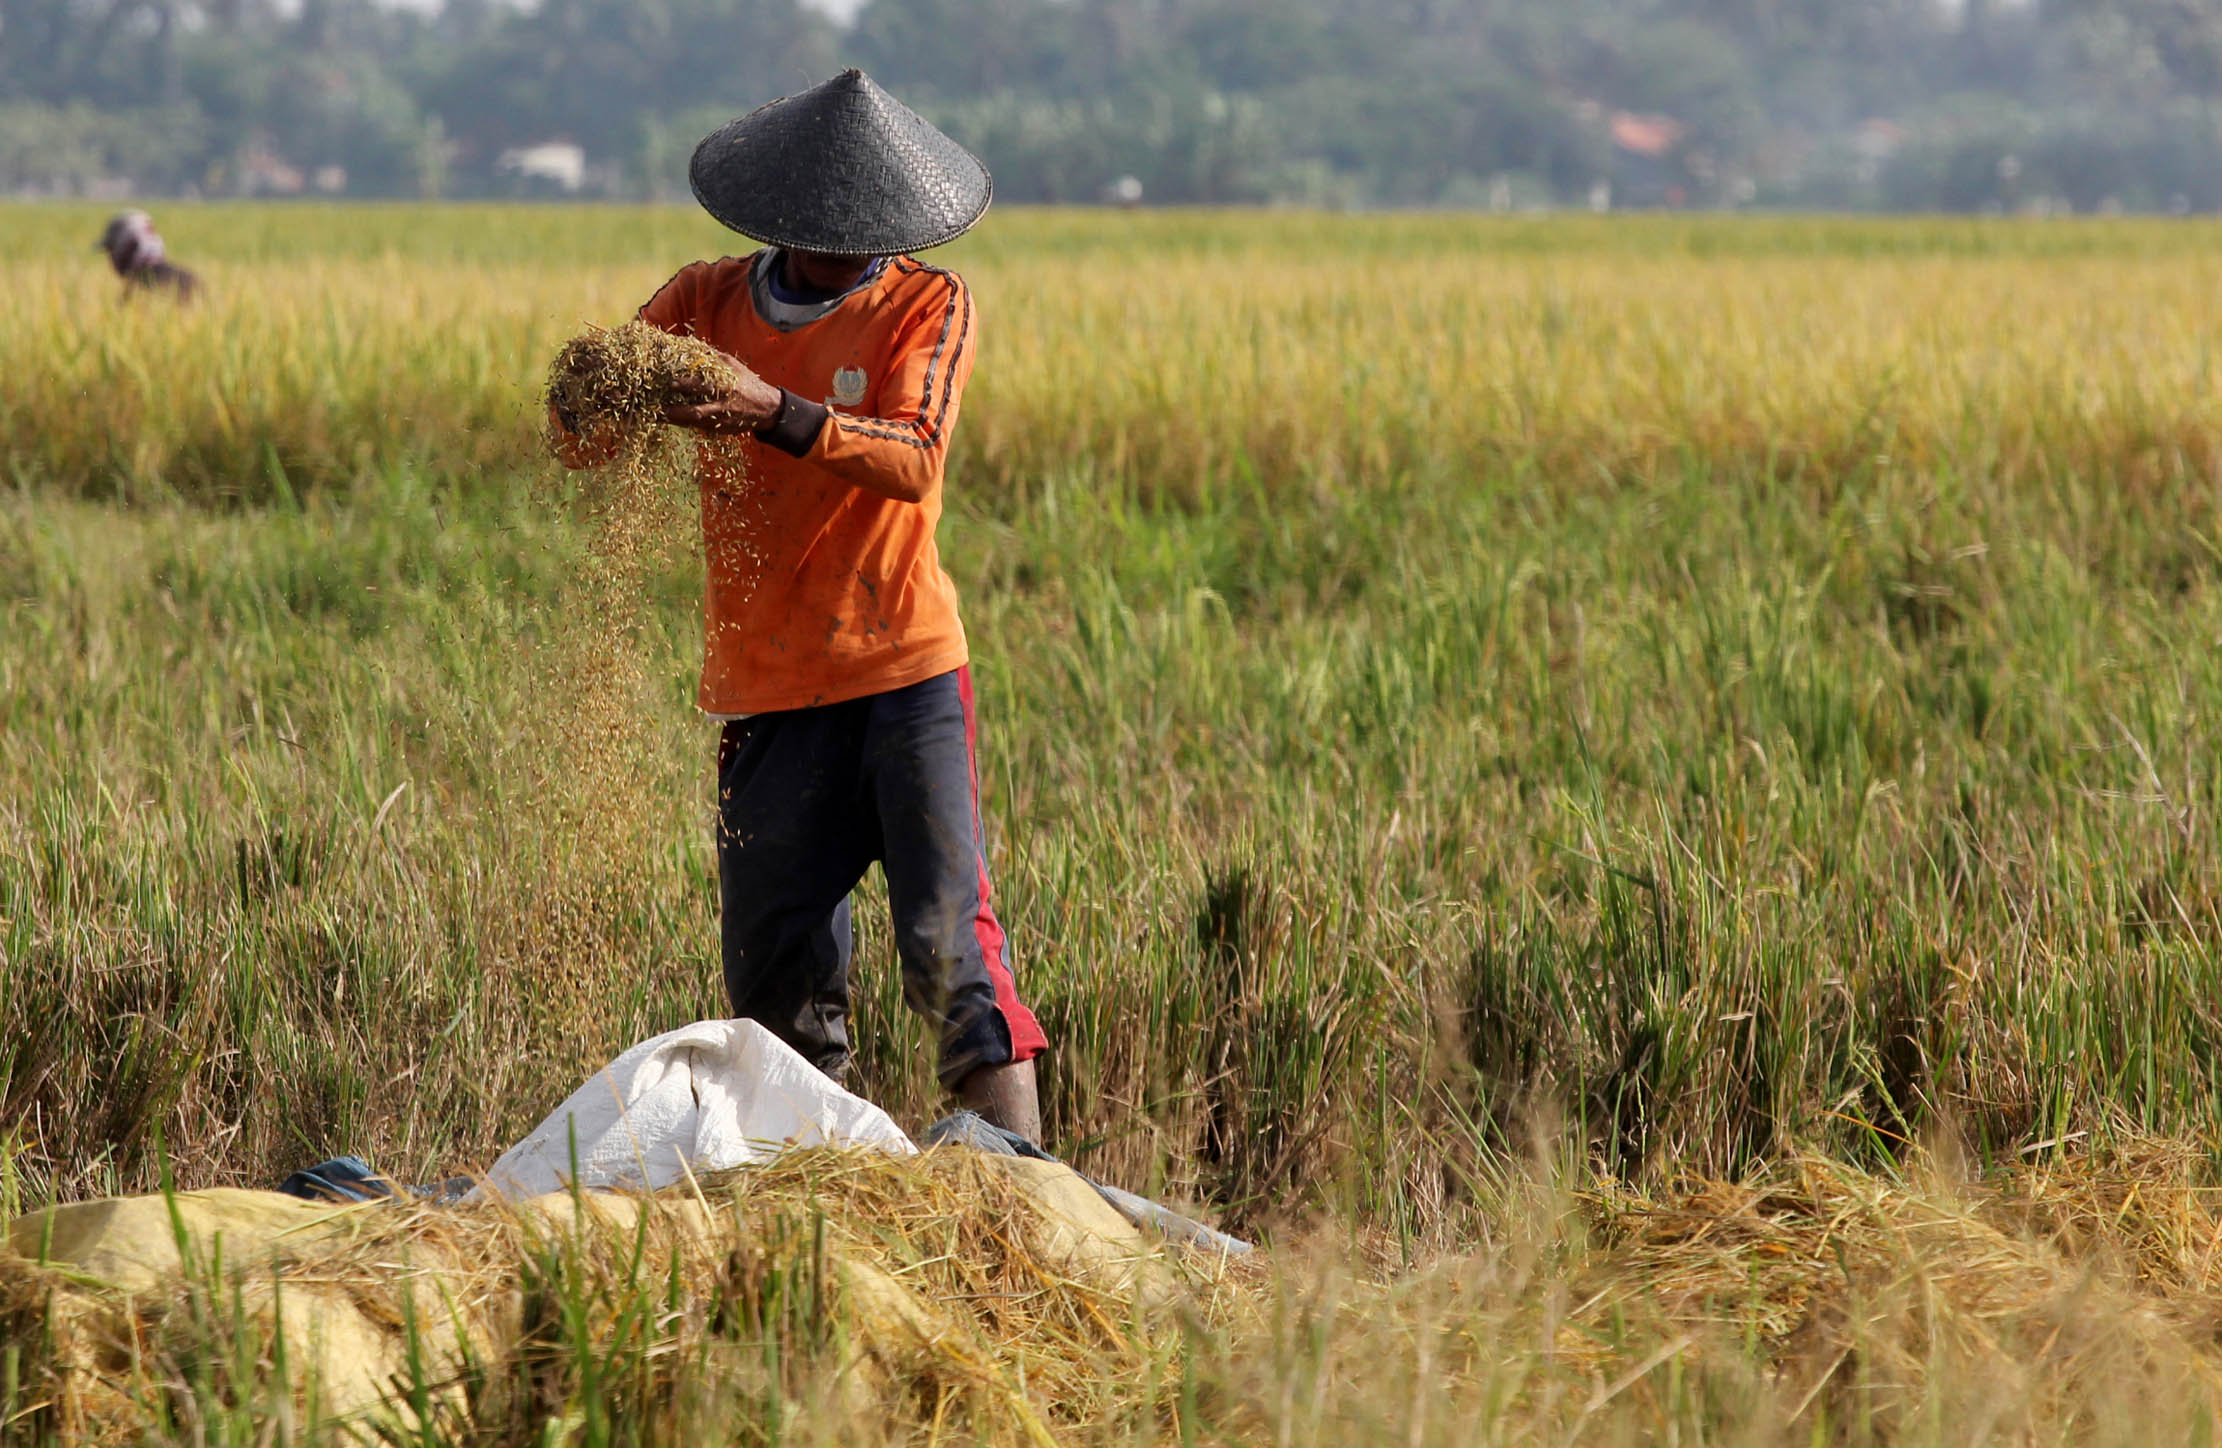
[833,267,970,452]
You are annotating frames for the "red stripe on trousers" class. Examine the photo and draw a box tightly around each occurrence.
[955,666,1049,1061]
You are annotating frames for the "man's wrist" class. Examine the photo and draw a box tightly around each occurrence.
[757,388,830,458]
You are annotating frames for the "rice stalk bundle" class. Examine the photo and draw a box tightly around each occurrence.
[544,318,734,439]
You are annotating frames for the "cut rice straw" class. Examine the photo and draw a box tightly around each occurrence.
[545,318,737,438]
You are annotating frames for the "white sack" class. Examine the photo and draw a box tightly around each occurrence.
[471,1019,916,1200]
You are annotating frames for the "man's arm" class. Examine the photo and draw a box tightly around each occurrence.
[794,270,977,505]
[624,264,979,507]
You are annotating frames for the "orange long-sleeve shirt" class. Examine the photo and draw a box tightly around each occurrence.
[558,251,978,716]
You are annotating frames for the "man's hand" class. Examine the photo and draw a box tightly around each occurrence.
[663,353,785,436]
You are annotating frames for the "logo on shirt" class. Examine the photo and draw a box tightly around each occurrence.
[829,366,868,408]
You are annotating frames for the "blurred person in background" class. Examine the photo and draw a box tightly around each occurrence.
[551,70,1049,1145]
[96,210,198,300]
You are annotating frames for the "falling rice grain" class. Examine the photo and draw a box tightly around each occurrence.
[504,321,757,1056]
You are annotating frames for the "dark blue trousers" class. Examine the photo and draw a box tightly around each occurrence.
[715,667,1046,1089]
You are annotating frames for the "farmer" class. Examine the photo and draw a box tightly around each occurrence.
[95,210,198,300]
[552,70,1048,1143]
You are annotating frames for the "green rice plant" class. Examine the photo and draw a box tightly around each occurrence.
[7,206,2222,1360]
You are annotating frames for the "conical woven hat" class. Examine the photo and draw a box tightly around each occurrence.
[689,70,992,257]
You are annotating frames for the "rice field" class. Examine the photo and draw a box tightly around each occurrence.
[7,202,2222,1442]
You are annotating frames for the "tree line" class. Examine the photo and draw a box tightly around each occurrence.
[8,0,2222,211]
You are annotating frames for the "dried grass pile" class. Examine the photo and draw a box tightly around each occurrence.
[0,1149,1235,1445]
[22,1144,2222,1442]
[1576,1149,2222,1434]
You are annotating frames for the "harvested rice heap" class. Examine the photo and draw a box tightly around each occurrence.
[0,1150,1234,1444]
[544,318,736,438]
[17,1147,2222,1440]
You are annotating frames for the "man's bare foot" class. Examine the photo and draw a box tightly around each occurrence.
[959,1058,1043,1146]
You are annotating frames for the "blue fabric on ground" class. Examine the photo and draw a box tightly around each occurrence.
[923,1110,1060,1161]
[277,1155,398,1204]
[923,1111,1254,1257]
[276,1157,473,1205]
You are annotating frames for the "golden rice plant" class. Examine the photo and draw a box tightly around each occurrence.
[6,209,2222,510]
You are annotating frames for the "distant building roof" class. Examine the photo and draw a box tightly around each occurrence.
[1854,119,1905,161]
[498,142,586,192]
[1610,113,1686,159]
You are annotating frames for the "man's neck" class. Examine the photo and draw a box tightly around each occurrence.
[778,250,875,303]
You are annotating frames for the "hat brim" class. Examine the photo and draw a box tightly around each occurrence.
[689,71,994,257]
[689,174,993,258]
